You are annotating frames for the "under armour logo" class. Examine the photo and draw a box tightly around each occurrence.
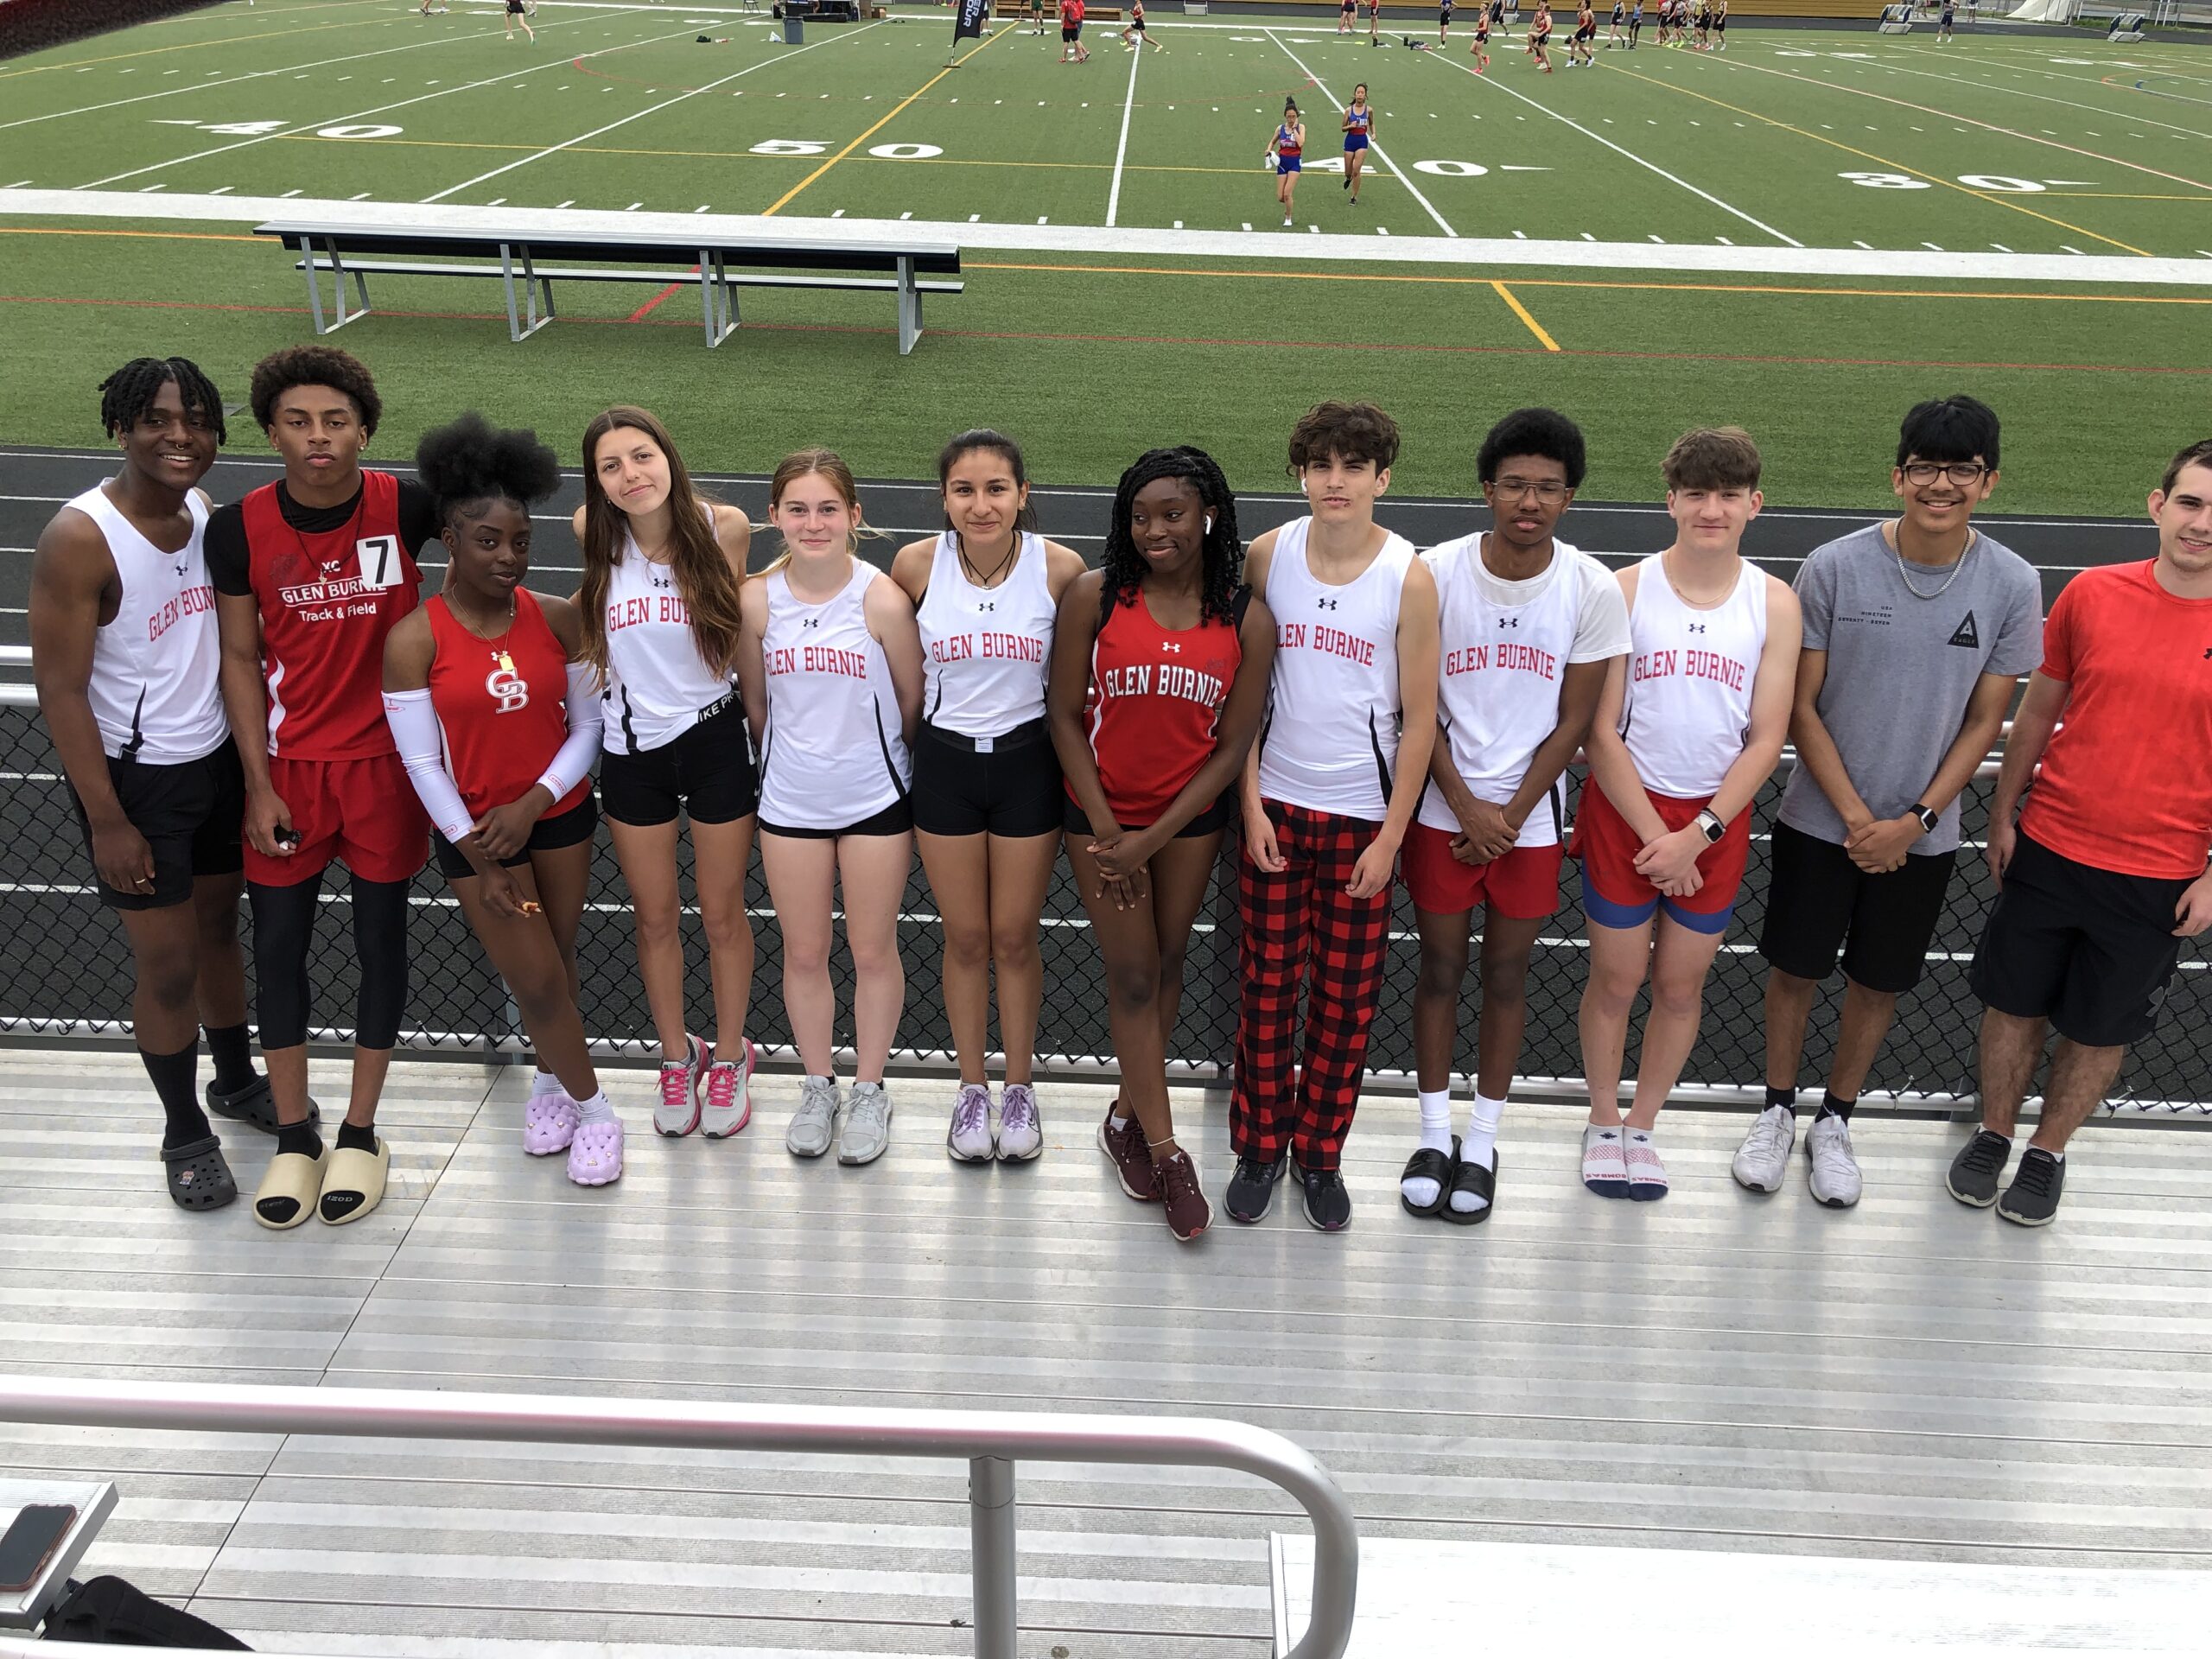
[801,617,821,629]
[173,560,190,578]
[1161,641,1182,655]
[2202,647,2211,660]
[977,601,996,613]
[1317,597,1338,611]
[1687,622,1707,634]
[1497,616,1520,629]
[651,570,672,590]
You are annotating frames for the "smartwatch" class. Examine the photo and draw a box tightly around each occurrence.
[1694,809,1726,844]
[1910,803,1940,835]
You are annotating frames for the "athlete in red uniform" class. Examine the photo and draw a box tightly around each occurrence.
[210,346,434,1230]
[1048,447,1275,1242]
[383,415,622,1187]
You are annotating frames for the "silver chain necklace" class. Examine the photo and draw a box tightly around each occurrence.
[1893,526,1975,601]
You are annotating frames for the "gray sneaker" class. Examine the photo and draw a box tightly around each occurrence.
[838,1080,893,1166]
[787,1075,838,1160]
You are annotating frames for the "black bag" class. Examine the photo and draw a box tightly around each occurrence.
[41,1575,251,1648]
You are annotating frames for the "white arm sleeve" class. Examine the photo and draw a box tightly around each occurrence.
[534,661,604,804]
[382,688,476,844]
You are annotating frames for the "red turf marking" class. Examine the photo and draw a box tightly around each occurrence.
[627,264,698,322]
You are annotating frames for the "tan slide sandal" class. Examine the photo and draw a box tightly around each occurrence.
[254,1148,324,1230]
[318,1137,390,1225]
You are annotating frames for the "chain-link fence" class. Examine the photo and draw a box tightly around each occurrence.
[4,699,2205,1112]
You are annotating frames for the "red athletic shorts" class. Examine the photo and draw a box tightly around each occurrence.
[244,751,429,887]
[1403,823,1563,919]
[1570,782,1749,934]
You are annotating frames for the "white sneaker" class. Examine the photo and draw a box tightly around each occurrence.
[1732,1104,1795,1193]
[1806,1113,1863,1209]
[946,1082,995,1163]
[996,1083,1042,1162]
[786,1074,838,1159]
[653,1034,708,1137]
[700,1039,754,1139]
[838,1080,893,1166]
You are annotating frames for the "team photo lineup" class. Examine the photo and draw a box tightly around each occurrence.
[30,342,2212,1243]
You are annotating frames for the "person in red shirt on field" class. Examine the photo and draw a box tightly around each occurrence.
[210,347,435,1230]
[1059,0,1089,61]
[1951,438,2212,1227]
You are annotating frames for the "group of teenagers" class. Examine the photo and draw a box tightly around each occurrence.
[30,346,2212,1241]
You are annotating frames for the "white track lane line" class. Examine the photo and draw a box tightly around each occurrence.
[1105,35,1141,229]
[1268,29,1456,238]
[0,7,635,135]
[71,16,709,190]
[419,21,885,203]
[1865,57,2212,143]
[1429,49,1802,248]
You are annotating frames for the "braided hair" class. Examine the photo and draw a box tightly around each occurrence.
[1097,446,1243,626]
[414,411,562,525]
[98,356,226,446]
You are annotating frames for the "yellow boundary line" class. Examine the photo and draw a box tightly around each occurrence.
[762,24,1014,218]
[1491,280,1560,351]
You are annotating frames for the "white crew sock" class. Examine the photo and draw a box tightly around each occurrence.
[1402,1089,1455,1207]
[1450,1093,1506,1216]
[575,1090,617,1126]
[530,1069,564,1098]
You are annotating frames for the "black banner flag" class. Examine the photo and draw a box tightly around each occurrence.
[954,0,990,41]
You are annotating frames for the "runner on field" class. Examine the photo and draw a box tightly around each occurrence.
[575,408,758,1141]
[1713,0,1727,48]
[1471,3,1491,66]
[1228,404,1437,1234]
[1529,2,1554,70]
[892,430,1085,1165]
[1628,0,1642,45]
[1938,1,1954,42]
[1341,86,1375,206]
[1060,0,1089,62]
[1948,439,2212,1227]
[1607,0,1624,46]
[1573,429,1801,1200]
[211,346,433,1230]
[1440,0,1455,43]
[1341,0,1358,34]
[31,358,270,1213]
[1738,397,2040,1210]
[1571,2,1596,64]
[1401,410,1628,1225]
[1122,0,1162,49]
[383,416,620,1186]
[505,0,533,42]
[1268,99,1306,228]
[738,451,922,1169]
[1048,447,1275,1243]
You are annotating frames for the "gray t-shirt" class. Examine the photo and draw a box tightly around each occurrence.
[1777,523,2044,855]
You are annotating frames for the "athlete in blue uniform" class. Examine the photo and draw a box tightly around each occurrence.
[1268,100,1306,228]
[1342,86,1374,206]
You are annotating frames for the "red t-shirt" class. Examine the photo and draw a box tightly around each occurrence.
[238,471,422,760]
[425,588,592,822]
[1075,587,1244,827]
[2020,560,2212,880]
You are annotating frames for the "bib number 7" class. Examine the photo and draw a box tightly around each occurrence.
[354,535,404,590]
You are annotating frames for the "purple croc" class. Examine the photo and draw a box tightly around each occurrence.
[523,1092,580,1156]
[568,1118,625,1186]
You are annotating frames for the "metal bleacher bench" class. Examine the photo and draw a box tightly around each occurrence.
[257,220,963,354]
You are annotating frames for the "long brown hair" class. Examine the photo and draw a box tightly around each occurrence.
[760,447,878,575]
[576,406,746,678]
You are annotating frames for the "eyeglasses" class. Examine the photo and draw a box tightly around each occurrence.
[1491,477,1572,503]
[1902,461,1988,487]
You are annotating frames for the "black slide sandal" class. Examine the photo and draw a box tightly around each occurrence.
[1441,1147,1498,1225]
[206,1076,320,1136]
[162,1135,238,1211]
[1400,1135,1459,1218]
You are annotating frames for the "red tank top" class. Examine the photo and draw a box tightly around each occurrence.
[425,588,591,821]
[240,470,421,760]
[1076,585,1245,826]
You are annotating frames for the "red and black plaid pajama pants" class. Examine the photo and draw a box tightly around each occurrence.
[1230,799,1395,1173]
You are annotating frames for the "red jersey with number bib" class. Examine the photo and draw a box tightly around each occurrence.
[240,470,420,761]
[1077,587,1245,826]
[425,588,591,823]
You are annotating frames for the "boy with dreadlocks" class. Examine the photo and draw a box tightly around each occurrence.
[31,358,269,1212]
[1048,447,1276,1243]
[209,346,439,1230]
[1227,404,1438,1233]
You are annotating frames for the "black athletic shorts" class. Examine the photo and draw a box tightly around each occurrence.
[759,798,913,839]
[912,719,1064,838]
[433,794,598,882]
[599,696,758,828]
[1967,830,2194,1049]
[1759,820,1955,995]
[1063,23,1079,40]
[68,740,245,911]
[1064,789,1235,842]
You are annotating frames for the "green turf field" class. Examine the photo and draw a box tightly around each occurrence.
[2,1,2209,512]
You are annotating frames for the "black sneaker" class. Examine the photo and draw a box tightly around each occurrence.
[1298,1163,1352,1233]
[1945,1128,2012,1207]
[1996,1147,2066,1227]
[1224,1154,1287,1223]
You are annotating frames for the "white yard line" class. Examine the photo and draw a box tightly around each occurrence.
[1867,57,2212,143]
[1430,49,1802,249]
[420,22,883,204]
[1104,36,1141,230]
[1267,29,1456,239]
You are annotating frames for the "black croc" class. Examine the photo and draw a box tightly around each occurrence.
[162,1135,238,1211]
[206,1076,319,1137]
[1441,1147,1498,1226]
[1399,1135,1458,1218]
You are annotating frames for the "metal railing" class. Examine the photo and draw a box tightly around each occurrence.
[0,1376,1358,1659]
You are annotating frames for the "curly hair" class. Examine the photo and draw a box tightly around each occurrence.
[248,344,384,437]
[414,411,563,524]
[1286,400,1401,479]
[1477,407,1586,490]
[98,356,226,446]
[1098,446,1243,627]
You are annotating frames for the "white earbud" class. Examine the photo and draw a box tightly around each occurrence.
[1205,515,1214,532]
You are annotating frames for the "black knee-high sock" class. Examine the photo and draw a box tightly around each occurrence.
[205,1022,257,1092]
[142,1041,212,1149]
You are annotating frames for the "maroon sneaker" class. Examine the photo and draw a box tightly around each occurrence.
[1154,1148,1211,1242]
[1097,1101,1159,1202]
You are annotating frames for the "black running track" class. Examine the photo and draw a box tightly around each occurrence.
[5,446,2201,1109]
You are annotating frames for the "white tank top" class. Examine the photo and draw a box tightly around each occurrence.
[1619,552,1768,798]
[916,531,1056,739]
[600,521,738,754]
[1255,518,1415,821]
[758,561,912,830]
[69,485,227,765]
[1419,534,1606,848]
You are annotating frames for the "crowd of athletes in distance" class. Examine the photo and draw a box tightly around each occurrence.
[27,344,2212,1240]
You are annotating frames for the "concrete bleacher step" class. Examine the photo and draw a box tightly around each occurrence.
[1273,1535,2208,1656]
